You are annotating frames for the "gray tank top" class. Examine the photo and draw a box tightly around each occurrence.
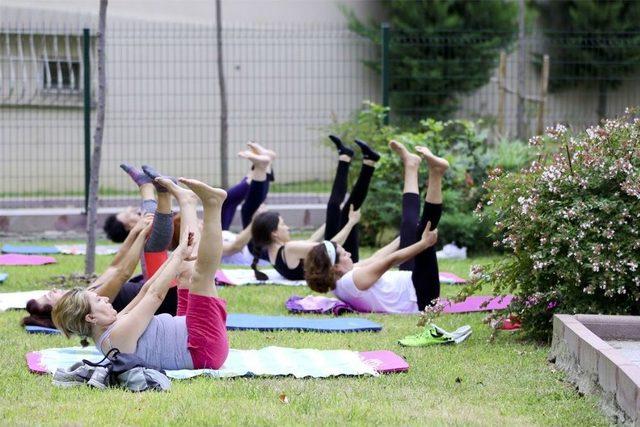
[97,314,194,370]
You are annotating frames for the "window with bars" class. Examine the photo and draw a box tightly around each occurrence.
[42,59,81,92]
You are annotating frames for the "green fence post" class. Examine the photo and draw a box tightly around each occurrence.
[381,23,390,125]
[82,28,91,213]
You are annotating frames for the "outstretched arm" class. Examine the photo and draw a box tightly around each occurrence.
[107,215,145,265]
[108,233,195,353]
[307,224,326,242]
[222,225,252,256]
[282,240,321,265]
[352,224,437,291]
[88,215,153,300]
[329,206,361,246]
[355,237,400,268]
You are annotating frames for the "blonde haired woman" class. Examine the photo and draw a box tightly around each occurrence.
[53,177,229,370]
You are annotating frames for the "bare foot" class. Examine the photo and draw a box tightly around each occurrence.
[247,141,277,162]
[178,178,227,206]
[415,146,449,175]
[155,177,198,204]
[238,150,271,170]
[389,140,421,169]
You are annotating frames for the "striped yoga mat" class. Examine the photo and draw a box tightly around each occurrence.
[27,346,408,379]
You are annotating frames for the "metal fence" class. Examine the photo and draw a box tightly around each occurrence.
[2,20,640,209]
[0,21,379,209]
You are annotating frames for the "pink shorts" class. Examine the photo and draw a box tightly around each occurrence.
[182,291,229,370]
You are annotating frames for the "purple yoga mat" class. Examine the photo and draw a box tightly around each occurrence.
[0,254,57,266]
[442,295,513,314]
[286,295,354,315]
[286,294,514,315]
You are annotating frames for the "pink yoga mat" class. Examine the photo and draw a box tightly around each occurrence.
[439,272,466,284]
[360,350,409,373]
[214,270,231,284]
[26,352,45,374]
[443,295,513,314]
[0,254,57,266]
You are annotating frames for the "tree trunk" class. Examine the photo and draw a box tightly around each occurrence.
[597,80,608,122]
[85,0,108,275]
[216,0,229,189]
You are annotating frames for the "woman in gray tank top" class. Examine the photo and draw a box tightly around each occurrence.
[52,176,230,371]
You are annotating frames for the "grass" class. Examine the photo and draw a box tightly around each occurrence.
[0,242,608,426]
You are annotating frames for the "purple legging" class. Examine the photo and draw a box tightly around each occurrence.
[221,178,250,230]
[220,177,270,230]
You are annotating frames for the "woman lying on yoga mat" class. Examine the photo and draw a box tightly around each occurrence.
[22,165,185,329]
[303,140,444,313]
[104,141,275,263]
[250,135,379,281]
[53,177,229,370]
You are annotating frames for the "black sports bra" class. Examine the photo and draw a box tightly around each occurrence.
[273,245,305,280]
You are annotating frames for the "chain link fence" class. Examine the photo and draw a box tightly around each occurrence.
[2,20,640,209]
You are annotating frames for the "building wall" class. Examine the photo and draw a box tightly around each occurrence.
[0,2,382,196]
[1,0,386,25]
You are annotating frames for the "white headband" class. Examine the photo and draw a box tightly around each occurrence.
[323,240,336,266]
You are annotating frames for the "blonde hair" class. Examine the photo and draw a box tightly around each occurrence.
[51,288,93,347]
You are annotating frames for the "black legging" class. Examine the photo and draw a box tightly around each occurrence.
[323,161,375,262]
[399,192,442,310]
[241,178,269,228]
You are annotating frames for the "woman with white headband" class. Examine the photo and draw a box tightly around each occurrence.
[303,140,444,313]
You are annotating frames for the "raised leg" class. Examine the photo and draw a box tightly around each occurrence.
[338,160,376,262]
[221,176,250,230]
[323,156,352,240]
[239,149,271,228]
[389,140,422,270]
[179,178,227,298]
[411,146,448,309]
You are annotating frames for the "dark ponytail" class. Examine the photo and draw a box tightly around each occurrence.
[22,299,55,329]
[250,211,281,281]
[250,252,269,281]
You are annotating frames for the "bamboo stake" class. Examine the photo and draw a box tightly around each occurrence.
[497,51,506,136]
[536,54,550,136]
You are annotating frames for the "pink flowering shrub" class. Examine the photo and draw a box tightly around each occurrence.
[475,113,640,340]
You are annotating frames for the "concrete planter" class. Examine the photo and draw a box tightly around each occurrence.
[550,314,640,424]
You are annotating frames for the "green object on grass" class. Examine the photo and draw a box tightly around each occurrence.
[398,324,472,347]
[399,324,453,347]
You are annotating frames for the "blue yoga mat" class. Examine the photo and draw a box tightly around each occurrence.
[2,245,60,255]
[26,314,381,335]
[0,273,7,283]
[226,314,381,332]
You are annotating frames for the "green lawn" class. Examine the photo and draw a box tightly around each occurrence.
[0,243,607,425]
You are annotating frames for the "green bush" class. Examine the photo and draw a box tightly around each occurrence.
[473,114,640,340]
[329,102,534,252]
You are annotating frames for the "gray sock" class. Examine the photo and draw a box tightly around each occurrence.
[145,212,174,252]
